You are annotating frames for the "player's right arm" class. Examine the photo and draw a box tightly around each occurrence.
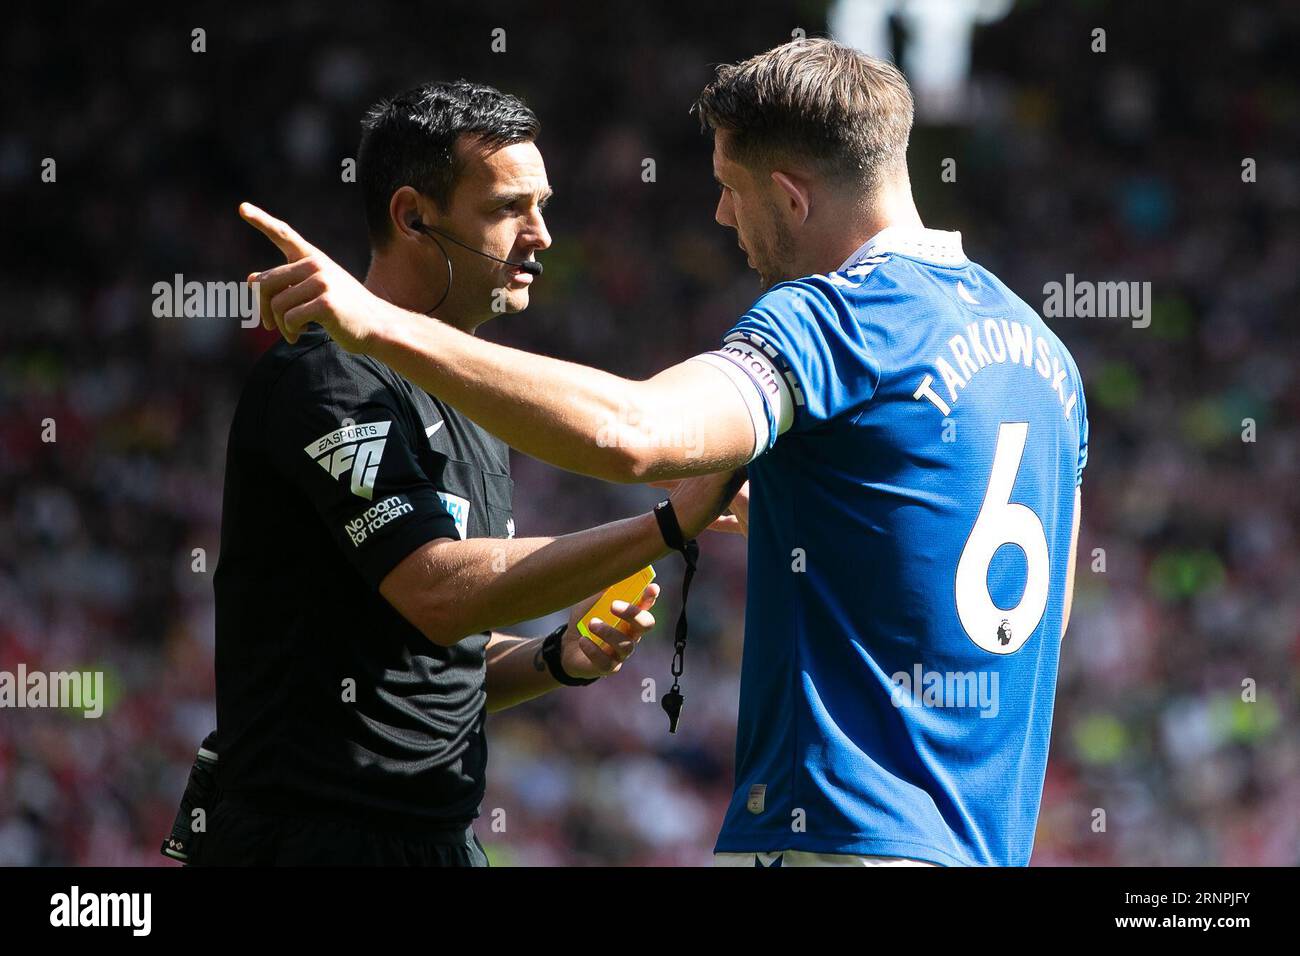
[244,204,876,484]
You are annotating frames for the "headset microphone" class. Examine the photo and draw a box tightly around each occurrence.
[411,220,543,275]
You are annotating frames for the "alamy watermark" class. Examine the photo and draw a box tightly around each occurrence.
[1043,274,1150,328]
[0,665,104,717]
[890,664,999,718]
[595,400,704,458]
[152,274,260,327]
[50,886,150,936]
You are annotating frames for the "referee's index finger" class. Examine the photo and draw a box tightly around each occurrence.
[238,202,318,261]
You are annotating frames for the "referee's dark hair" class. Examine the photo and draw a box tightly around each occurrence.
[692,37,913,190]
[358,79,541,249]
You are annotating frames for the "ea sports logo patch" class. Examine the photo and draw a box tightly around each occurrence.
[304,420,391,500]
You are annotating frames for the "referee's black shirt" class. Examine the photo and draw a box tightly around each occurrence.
[212,327,514,826]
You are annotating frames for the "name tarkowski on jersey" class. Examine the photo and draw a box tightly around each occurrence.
[912,319,1079,422]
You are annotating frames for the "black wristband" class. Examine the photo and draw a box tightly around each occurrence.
[654,498,688,551]
[541,624,598,687]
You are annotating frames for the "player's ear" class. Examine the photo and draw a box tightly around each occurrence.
[770,170,811,226]
[390,185,430,242]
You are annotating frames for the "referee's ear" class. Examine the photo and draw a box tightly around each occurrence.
[389,186,434,245]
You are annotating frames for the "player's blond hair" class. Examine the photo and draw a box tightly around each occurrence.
[693,37,914,188]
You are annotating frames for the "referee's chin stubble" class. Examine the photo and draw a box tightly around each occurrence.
[496,274,533,314]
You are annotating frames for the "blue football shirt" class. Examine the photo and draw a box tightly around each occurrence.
[703,227,1087,866]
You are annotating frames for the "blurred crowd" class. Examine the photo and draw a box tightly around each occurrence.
[1,0,1296,865]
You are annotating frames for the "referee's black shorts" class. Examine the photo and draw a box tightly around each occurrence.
[195,794,489,867]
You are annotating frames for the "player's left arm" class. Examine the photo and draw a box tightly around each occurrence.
[1063,373,1088,638]
[241,203,761,483]
[1062,487,1081,637]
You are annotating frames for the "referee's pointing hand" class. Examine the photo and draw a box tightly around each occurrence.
[240,201,390,353]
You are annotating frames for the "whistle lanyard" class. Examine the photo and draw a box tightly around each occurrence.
[653,500,699,733]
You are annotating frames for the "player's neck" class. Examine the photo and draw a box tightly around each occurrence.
[823,185,924,273]
[364,253,481,334]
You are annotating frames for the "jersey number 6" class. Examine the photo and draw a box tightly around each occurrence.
[955,421,1050,655]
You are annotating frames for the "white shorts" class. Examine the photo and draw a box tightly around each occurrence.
[714,851,940,867]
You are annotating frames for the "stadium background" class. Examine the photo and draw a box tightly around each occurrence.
[1,0,1296,865]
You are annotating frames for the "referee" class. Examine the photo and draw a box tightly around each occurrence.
[180,81,735,867]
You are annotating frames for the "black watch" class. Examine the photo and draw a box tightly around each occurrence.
[541,624,598,686]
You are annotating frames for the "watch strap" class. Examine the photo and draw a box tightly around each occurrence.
[542,624,598,687]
